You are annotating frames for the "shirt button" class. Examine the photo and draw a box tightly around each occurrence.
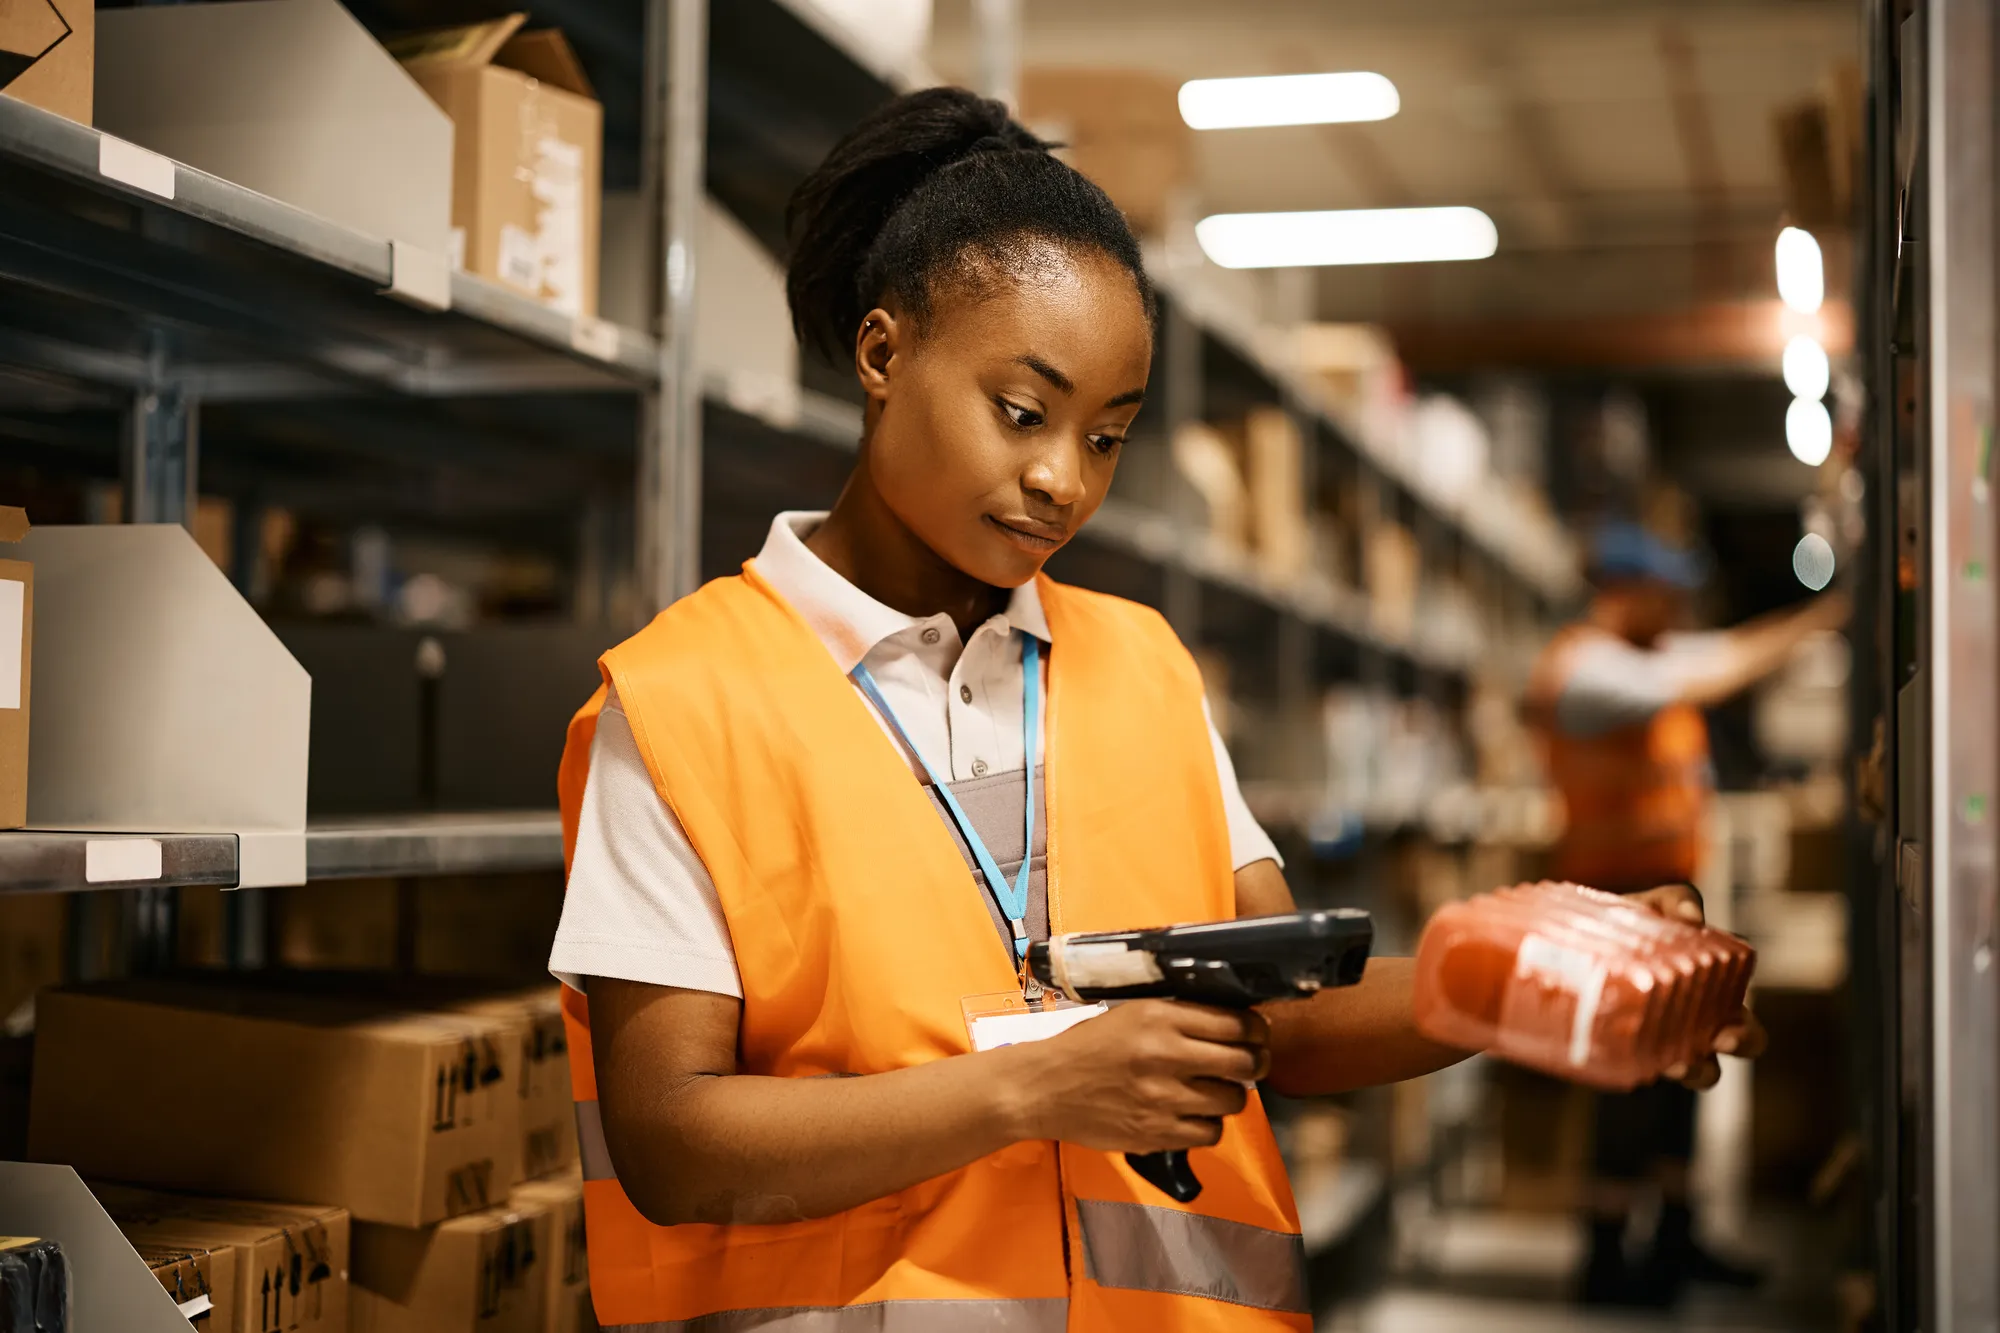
[972,758,989,777]
[960,684,973,704]
[921,627,941,645]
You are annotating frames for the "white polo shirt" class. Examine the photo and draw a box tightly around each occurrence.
[548,511,1281,996]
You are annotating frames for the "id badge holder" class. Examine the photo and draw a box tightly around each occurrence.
[962,990,1107,1052]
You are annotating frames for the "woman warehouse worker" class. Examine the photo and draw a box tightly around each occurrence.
[550,88,1760,1331]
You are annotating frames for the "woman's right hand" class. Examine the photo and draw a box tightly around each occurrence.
[1002,1000,1270,1153]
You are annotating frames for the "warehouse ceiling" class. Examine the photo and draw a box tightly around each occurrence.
[932,0,1857,352]
[931,0,1859,517]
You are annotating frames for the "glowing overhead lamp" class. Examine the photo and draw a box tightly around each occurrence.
[1782,335,1830,401]
[1178,72,1401,130]
[1786,397,1833,466]
[1776,227,1824,315]
[1195,206,1498,269]
[1793,532,1835,590]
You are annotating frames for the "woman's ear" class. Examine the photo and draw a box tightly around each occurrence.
[853,306,901,402]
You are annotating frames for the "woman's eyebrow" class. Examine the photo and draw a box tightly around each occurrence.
[1014,354,1145,408]
[1015,353,1075,394]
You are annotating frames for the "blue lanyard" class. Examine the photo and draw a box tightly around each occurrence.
[851,632,1040,960]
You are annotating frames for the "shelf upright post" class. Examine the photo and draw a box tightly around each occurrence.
[637,0,709,615]
[1924,0,2000,1324]
[117,330,198,974]
[972,0,1021,109]
[1160,298,1203,640]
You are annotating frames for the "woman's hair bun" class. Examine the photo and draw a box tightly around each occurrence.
[784,86,1148,363]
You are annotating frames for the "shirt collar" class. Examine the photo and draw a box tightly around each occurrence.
[751,511,1051,674]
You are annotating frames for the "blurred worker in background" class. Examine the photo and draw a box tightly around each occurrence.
[1526,520,1845,1308]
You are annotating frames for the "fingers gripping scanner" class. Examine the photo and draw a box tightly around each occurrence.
[1028,910,1373,1203]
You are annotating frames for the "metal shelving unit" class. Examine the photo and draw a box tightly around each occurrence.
[0,0,1572,900]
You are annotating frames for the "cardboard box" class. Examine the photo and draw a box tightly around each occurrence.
[134,1240,238,1331]
[95,0,454,257]
[0,891,64,1023]
[1243,407,1309,580]
[1020,69,1192,236]
[393,16,601,317]
[94,1184,350,1333]
[0,0,90,124]
[0,507,30,829]
[510,1175,589,1333]
[352,1197,551,1333]
[454,987,575,1182]
[29,978,522,1227]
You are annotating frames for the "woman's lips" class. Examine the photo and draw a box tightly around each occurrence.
[985,514,1067,551]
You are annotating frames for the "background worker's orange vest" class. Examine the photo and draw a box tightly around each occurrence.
[555,565,1310,1332]
[1533,633,1712,892]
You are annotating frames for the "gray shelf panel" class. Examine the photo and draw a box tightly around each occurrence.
[0,95,659,394]
[305,811,565,881]
[1,813,565,892]
[0,830,238,894]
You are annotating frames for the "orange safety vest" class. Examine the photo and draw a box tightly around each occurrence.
[1533,632,1712,892]
[555,563,1310,1332]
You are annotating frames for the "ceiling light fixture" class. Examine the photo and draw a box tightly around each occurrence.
[1786,396,1833,466]
[1782,335,1830,401]
[1178,72,1401,130]
[1776,226,1824,314]
[1195,206,1498,269]
[1793,532,1836,591]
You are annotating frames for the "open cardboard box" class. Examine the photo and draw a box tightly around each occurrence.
[391,14,601,317]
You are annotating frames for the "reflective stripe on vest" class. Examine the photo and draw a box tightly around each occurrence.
[575,1099,614,1182]
[1077,1199,1309,1313]
[601,1299,1071,1332]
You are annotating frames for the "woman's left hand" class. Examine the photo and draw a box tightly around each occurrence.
[1628,881,1768,1091]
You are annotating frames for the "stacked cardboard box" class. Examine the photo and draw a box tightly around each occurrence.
[0,0,91,124]
[511,1175,591,1333]
[136,1241,234,1328]
[95,1184,350,1333]
[352,1196,552,1333]
[29,978,526,1226]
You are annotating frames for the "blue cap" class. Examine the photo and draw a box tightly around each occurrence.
[1588,520,1705,590]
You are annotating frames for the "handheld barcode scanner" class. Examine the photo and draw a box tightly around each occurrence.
[1027,909,1373,1203]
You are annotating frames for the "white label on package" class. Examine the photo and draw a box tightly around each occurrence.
[1516,933,1608,1068]
[0,579,20,709]
[969,1003,1107,1052]
[177,1294,214,1321]
[98,135,175,200]
[498,224,542,293]
[85,838,164,884]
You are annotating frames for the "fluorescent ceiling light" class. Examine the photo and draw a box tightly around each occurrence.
[1178,72,1400,130]
[1776,227,1824,314]
[1782,335,1830,400]
[1196,207,1498,269]
[1786,396,1833,466]
[1793,532,1835,590]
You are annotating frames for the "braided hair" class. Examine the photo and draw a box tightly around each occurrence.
[785,86,1153,364]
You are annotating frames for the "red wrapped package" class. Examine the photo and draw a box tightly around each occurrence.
[1413,881,1756,1091]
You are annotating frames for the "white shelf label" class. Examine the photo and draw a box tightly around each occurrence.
[97,135,175,201]
[385,241,452,312]
[85,838,163,883]
[0,579,20,710]
[570,316,620,362]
